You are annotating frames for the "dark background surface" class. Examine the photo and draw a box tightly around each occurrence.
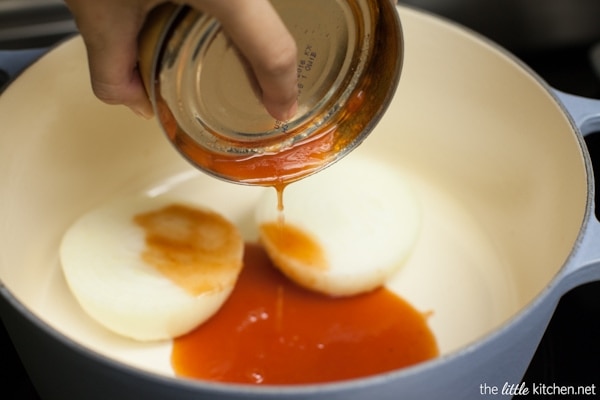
[1,1,600,398]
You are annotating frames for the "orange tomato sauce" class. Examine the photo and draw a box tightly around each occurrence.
[155,78,437,385]
[134,204,243,296]
[171,243,438,385]
[259,221,329,272]
[156,89,361,187]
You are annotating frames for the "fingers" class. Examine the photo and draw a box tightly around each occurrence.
[188,0,298,121]
[67,0,298,121]
[65,0,154,118]
[84,31,154,119]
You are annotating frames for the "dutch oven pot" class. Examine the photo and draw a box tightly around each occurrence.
[1,5,600,400]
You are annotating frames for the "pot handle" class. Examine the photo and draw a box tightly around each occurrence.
[0,48,48,93]
[556,90,600,135]
[554,90,600,278]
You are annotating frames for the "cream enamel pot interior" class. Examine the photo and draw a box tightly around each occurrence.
[1,5,600,400]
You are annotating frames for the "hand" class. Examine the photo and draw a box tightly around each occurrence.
[64,0,298,121]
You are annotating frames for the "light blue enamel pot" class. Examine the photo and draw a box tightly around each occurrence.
[1,5,599,400]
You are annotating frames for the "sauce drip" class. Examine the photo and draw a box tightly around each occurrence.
[172,244,438,385]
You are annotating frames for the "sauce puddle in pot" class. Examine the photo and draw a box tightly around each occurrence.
[171,243,438,385]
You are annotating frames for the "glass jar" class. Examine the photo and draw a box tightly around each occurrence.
[139,0,403,187]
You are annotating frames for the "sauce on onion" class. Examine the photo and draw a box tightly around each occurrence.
[134,204,243,296]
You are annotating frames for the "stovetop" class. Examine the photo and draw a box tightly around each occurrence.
[1,2,599,399]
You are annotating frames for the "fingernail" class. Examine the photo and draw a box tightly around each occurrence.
[130,104,154,120]
[272,101,298,122]
[285,101,298,120]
